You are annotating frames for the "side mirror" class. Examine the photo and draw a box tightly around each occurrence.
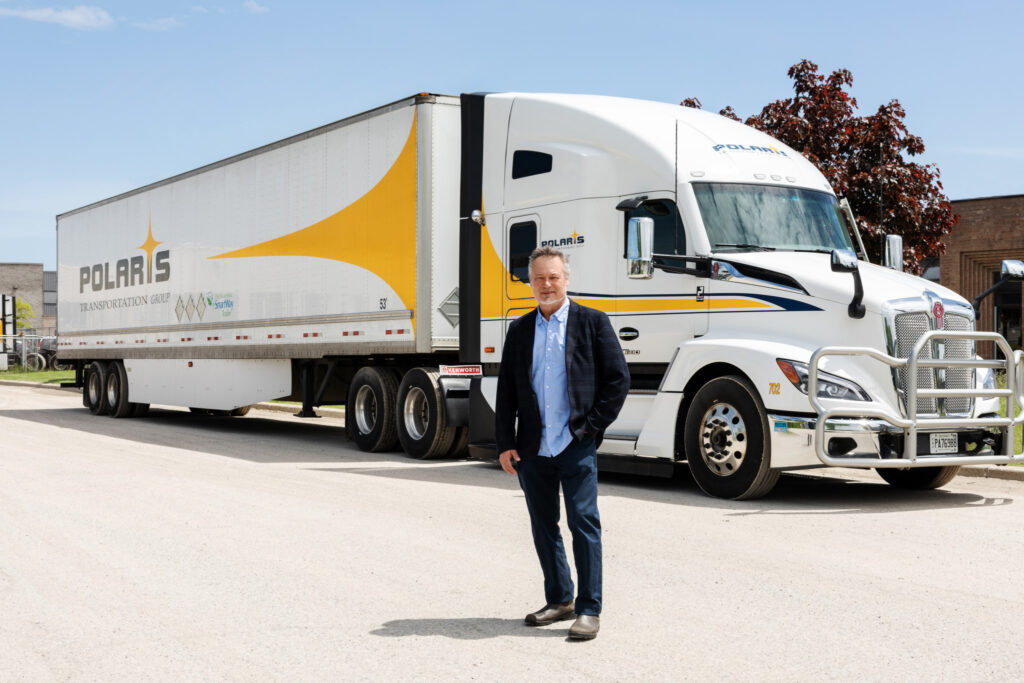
[1001,259,1024,280]
[830,248,859,273]
[882,234,904,272]
[627,217,654,279]
[975,261,1024,315]
[831,248,865,318]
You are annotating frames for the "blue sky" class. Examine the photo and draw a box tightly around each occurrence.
[2,0,1021,269]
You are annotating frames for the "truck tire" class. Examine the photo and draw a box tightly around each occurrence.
[85,361,110,415]
[876,466,961,490]
[684,375,780,500]
[396,367,456,459]
[346,367,400,452]
[446,426,470,458]
[105,361,133,418]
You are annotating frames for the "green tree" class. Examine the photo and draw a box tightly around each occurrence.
[15,300,36,331]
[684,60,957,274]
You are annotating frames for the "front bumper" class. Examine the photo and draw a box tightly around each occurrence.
[768,414,1011,470]
[800,331,1024,469]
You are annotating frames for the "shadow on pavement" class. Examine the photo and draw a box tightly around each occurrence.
[370,617,565,640]
[0,401,1014,513]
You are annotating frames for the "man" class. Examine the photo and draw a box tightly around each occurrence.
[495,245,630,641]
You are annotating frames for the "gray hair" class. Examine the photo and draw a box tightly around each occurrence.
[527,246,570,279]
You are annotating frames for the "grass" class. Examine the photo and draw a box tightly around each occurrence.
[996,371,1024,458]
[0,368,76,385]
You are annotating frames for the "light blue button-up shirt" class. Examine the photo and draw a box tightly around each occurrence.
[532,298,572,457]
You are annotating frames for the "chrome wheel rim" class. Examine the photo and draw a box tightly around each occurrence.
[88,371,102,405]
[106,374,118,407]
[403,386,428,440]
[699,402,747,477]
[354,385,377,435]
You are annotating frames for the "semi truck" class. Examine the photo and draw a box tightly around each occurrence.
[57,92,1024,499]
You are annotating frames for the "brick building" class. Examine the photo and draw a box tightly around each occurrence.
[940,194,1024,358]
[0,263,44,334]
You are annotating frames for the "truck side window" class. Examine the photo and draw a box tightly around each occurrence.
[512,151,553,179]
[623,200,685,257]
[509,221,537,282]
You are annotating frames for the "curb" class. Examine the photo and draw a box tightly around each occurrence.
[2,378,1021,480]
[956,464,1024,482]
[251,402,345,419]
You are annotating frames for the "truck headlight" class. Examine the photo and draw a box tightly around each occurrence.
[978,366,996,390]
[776,359,870,401]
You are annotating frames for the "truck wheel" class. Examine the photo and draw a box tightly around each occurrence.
[396,367,456,459]
[684,375,780,500]
[876,466,961,490]
[105,361,133,418]
[346,367,399,452]
[85,361,110,415]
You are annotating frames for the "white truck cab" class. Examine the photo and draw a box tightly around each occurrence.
[465,93,1024,499]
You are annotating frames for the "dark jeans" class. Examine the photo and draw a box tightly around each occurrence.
[517,438,602,616]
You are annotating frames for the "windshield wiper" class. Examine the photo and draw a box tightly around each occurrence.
[714,243,776,251]
[789,248,834,254]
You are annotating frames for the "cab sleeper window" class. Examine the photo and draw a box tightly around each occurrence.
[512,150,553,179]
[623,200,685,257]
[509,221,537,282]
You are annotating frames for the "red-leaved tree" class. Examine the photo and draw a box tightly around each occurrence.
[684,60,957,274]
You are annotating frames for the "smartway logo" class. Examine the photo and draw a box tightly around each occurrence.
[79,221,171,293]
[712,143,789,157]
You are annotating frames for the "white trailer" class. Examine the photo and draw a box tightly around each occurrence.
[58,92,1024,498]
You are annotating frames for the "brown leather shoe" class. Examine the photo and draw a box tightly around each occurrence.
[568,614,600,640]
[524,602,575,626]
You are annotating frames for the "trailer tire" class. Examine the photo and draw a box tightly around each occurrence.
[85,362,110,415]
[346,366,400,452]
[105,361,133,418]
[684,375,780,500]
[876,466,960,490]
[396,367,457,459]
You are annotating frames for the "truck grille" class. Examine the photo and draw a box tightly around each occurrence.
[893,312,974,416]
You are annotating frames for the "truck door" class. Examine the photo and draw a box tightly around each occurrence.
[613,194,709,368]
[502,214,539,333]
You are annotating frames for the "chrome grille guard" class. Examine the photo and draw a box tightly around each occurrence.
[809,331,1024,468]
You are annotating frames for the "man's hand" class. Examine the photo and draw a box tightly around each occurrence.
[499,449,521,475]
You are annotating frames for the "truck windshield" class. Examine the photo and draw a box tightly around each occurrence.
[692,183,853,253]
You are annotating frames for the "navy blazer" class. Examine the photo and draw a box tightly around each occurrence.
[495,299,630,460]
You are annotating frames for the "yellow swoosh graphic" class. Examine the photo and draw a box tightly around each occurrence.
[574,297,770,313]
[211,114,418,322]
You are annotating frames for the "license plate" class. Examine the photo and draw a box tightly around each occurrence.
[929,432,958,454]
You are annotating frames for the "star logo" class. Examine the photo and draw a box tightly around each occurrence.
[138,217,164,283]
[570,229,579,243]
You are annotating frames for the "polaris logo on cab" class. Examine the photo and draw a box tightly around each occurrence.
[541,230,585,248]
[712,143,789,157]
